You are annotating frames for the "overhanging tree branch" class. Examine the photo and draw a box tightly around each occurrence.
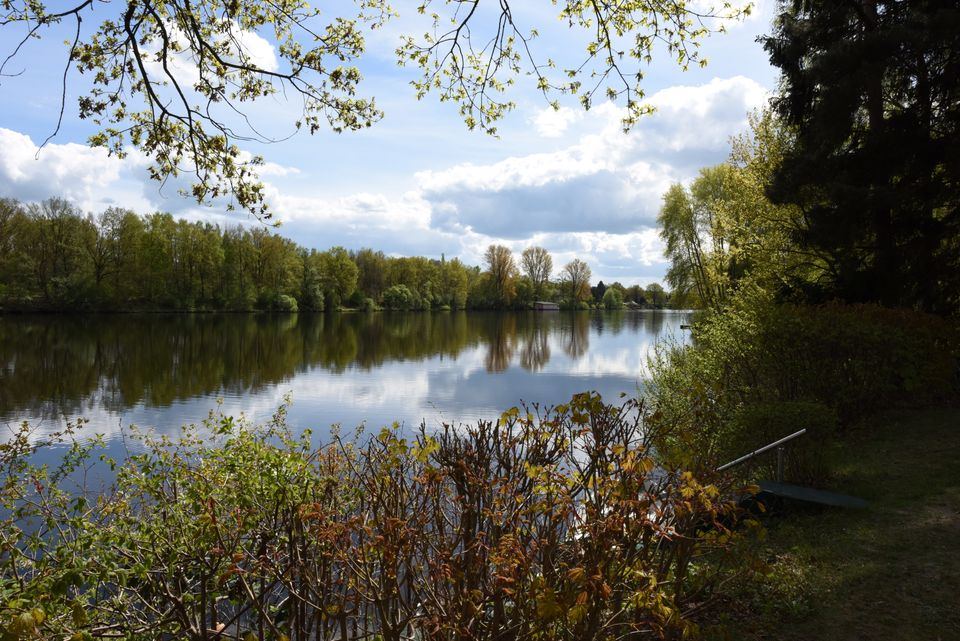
[1,0,748,219]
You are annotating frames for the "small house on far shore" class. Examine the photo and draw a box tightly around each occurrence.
[533,301,560,311]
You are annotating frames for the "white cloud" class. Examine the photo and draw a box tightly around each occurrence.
[236,150,300,177]
[520,228,667,281]
[644,75,770,150]
[414,76,767,239]
[0,128,152,212]
[531,106,581,138]
[232,26,279,72]
[258,161,301,177]
[143,20,279,77]
[268,188,430,229]
[140,22,201,88]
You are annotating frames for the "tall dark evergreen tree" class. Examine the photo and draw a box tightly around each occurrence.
[764,1,960,313]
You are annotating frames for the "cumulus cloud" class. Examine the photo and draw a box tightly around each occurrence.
[232,26,280,72]
[258,161,301,177]
[0,128,152,212]
[416,76,768,240]
[428,170,652,237]
[643,75,770,150]
[531,106,581,138]
[516,229,668,282]
[261,188,476,258]
[142,21,279,86]
[235,150,300,178]
[268,188,429,229]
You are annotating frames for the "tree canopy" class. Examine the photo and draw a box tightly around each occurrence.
[483,243,518,308]
[657,110,817,310]
[521,246,552,301]
[656,1,960,315]
[657,166,738,310]
[0,0,747,218]
[561,258,592,304]
[763,0,960,313]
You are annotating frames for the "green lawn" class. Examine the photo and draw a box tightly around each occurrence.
[711,407,960,641]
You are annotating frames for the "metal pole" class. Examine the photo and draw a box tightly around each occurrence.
[776,446,784,482]
[716,428,807,472]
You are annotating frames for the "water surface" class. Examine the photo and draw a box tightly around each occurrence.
[0,311,689,450]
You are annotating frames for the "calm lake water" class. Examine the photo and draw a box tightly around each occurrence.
[0,311,689,452]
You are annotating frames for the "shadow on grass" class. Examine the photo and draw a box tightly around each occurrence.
[708,408,960,641]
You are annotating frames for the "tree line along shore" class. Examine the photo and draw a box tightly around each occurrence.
[0,198,671,313]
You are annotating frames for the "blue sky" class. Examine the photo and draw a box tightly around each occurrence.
[0,1,778,286]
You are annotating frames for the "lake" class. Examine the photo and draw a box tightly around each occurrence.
[0,311,689,452]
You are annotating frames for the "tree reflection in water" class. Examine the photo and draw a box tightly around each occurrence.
[519,319,550,372]
[0,311,686,423]
[561,313,590,359]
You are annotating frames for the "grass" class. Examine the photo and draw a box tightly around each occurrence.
[708,407,960,641]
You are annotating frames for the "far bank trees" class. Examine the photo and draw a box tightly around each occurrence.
[521,246,553,300]
[1,199,670,312]
[484,244,519,309]
[562,259,593,306]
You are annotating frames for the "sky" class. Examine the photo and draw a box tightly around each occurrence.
[0,0,779,286]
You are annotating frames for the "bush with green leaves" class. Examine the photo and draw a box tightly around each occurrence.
[0,394,760,641]
[648,285,959,479]
[381,285,419,311]
[602,288,624,310]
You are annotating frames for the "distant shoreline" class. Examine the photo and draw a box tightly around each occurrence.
[0,307,687,316]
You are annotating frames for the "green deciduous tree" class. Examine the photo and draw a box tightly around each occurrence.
[645,282,667,308]
[141,212,176,304]
[353,248,388,302]
[656,108,833,310]
[319,246,359,309]
[657,165,738,310]
[382,283,418,310]
[561,258,591,304]
[484,244,518,308]
[0,200,31,304]
[299,249,326,311]
[520,246,553,300]
[602,287,623,309]
[23,199,89,306]
[722,110,807,290]
[0,196,613,313]
[98,207,146,303]
[439,256,470,309]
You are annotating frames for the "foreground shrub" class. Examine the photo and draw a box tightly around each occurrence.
[649,285,959,479]
[0,395,757,641]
